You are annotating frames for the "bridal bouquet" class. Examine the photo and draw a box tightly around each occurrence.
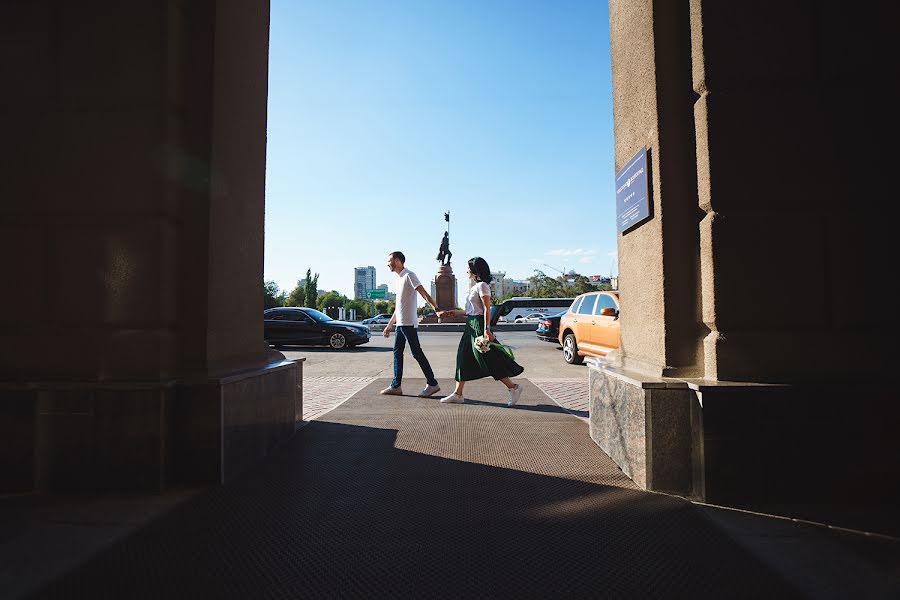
[473,335,516,361]
[473,335,492,353]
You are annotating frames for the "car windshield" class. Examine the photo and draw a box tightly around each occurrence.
[304,309,333,322]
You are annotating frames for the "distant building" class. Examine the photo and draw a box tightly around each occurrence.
[488,271,507,297]
[377,283,396,302]
[354,266,376,300]
[506,279,532,295]
[486,271,532,298]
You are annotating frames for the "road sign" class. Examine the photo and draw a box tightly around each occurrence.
[366,288,386,299]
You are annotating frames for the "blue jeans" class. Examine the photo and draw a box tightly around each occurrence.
[392,326,437,389]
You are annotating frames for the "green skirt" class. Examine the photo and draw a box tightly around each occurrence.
[455,315,525,382]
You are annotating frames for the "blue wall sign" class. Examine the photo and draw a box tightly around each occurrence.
[615,146,650,233]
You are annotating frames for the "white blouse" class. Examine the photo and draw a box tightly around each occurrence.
[465,281,491,316]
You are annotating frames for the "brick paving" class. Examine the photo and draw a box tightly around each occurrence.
[529,377,590,422]
[302,376,377,421]
[304,376,591,424]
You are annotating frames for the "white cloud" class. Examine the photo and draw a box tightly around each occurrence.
[546,248,597,257]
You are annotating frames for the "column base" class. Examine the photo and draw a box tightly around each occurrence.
[589,362,900,522]
[0,359,302,493]
[588,364,696,496]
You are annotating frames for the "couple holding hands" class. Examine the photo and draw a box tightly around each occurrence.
[380,251,525,407]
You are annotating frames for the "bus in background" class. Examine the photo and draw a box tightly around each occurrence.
[489,297,575,326]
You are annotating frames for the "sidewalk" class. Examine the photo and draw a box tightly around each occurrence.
[7,379,900,598]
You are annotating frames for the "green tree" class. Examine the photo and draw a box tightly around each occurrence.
[263,280,286,309]
[345,299,371,319]
[303,269,319,309]
[286,280,306,307]
[571,275,597,295]
[316,290,346,311]
[526,270,568,298]
[374,300,395,315]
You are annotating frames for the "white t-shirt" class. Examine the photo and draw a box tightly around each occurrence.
[394,268,423,326]
[465,281,491,316]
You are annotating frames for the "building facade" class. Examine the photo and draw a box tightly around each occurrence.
[506,279,531,295]
[353,266,376,300]
[377,284,396,302]
[488,271,507,297]
[488,271,531,297]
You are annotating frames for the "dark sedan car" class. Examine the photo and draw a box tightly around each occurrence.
[535,310,566,344]
[264,307,370,349]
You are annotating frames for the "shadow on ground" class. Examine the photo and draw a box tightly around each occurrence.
[272,345,394,353]
[31,380,805,599]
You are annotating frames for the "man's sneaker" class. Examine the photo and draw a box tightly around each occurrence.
[439,393,464,404]
[507,384,523,407]
[419,384,441,397]
[380,386,403,396]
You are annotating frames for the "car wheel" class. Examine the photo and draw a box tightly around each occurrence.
[329,333,347,349]
[563,334,583,365]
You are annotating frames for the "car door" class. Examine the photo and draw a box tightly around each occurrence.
[264,310,289,342]
[283,311,317,344]
[560,296,583,340]
[592,293,620,351]
[573,293,598,348]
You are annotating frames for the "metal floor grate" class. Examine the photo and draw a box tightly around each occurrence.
[34,379,797,599]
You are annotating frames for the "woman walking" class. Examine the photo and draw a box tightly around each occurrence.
[438,257,525,407]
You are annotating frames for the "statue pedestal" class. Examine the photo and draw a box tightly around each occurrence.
[421,263,466,324]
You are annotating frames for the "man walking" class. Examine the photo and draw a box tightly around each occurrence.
[381,251,441,397]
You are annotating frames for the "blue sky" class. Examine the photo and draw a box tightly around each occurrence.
[264,0,616,306]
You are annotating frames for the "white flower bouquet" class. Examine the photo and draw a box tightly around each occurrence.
[473,334,516,361]
[473,335,492,353]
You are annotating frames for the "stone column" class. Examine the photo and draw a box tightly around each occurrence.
[594,0,899,521]
[0,1,299,493]
[609,0,705,380]
[691,1,896,383]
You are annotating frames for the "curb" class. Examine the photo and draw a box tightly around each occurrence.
[363,323,539,333]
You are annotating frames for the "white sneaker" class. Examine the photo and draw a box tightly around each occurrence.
[380,386,403,396]
[419,384,441,397]
[439,393,464,404]
[507,384,523,407]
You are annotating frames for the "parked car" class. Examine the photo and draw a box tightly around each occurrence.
[514,312,548,324]
[490,297,575,325]
[264,307,370,349]
[535,310,566,343]
[558,291,620,364]
[362,313,392,325]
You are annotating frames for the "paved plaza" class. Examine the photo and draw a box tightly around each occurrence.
[296,331,591,422]
[32,379,801,598]
[3,333,899,598]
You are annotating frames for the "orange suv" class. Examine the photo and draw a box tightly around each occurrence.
[558,291,620,364]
